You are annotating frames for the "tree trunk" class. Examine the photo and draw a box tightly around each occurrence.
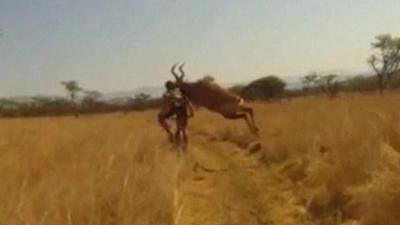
[378,74,384,96]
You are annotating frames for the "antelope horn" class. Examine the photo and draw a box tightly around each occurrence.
[178,63,186,80]
[170,63,180,80]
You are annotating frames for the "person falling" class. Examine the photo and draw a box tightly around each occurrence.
[158,80,194,146]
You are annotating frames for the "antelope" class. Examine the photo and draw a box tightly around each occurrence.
[169,63,259,134]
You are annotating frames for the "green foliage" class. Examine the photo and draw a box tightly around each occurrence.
[0,87,159,117]
[81,90,104,113]
[121,93,156,111]
[242,76,286,101]
[134,93,151,102]
[61,80,82,117]
[82,90,102,105]
[228,85,245,96]
[342,75,378,92]
[317,74,340,99]
[61,80,82,102]
[301,72,320,96]
[0,97,73,117]
[0,95,161,118]
[300,73,340,99]
[302,73,319,88]
[390,71,400,89]
[368,34,400,94]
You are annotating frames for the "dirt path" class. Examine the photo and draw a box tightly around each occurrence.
[172,134,313,225]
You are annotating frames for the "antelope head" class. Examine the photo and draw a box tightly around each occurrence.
[171,63,186,84]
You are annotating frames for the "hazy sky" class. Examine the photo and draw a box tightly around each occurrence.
[1,0,400,96]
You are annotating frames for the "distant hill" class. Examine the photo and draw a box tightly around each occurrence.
[103,86,165,100]
[5,95,64,103]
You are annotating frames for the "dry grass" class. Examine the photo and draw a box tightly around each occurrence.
[0,113,179,225]
[1,92,400,225]
[252,93,400,225]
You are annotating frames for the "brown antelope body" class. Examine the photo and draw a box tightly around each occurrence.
[171,63,259,134]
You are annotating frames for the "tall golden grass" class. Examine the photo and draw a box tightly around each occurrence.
[0,92,399,225]
[253,93,400,225]
[0,113,179,225]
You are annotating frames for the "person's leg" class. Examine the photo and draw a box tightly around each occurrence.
[158,109,175,142]
[174,125,181,145]
[181,115,188,144]
[175,107,189,147]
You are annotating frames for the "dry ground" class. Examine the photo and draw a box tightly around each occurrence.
[1,93,400,225]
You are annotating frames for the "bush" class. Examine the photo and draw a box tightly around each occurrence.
[242,76,286,101]
[0,96,161,118]
[228,85,245,97]
[342,76,378,92]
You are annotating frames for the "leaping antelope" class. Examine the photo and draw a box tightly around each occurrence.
[169,63,259,134]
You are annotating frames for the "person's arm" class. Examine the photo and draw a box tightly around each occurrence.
[185,97,194,118]
[160,94,171,114]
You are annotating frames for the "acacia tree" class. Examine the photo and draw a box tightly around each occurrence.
[301,73,318,96]
[302,73,340,99]
[316,74,340,99]
[61,80,82,117]
[134,93,151,102]
[82,90,102,110]
[368,34,400,95]
[83,90,102,102]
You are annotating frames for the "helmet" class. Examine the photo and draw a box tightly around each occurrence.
[165,80,176,90]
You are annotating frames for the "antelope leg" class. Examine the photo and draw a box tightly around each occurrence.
[239,105,259,133]
[224,112,255,134]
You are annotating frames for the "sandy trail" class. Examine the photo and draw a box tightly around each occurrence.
[172,133,311,225]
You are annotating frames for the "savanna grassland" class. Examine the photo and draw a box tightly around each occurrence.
[1,93,400,225]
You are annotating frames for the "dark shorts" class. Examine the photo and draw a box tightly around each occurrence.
[161,96,188,128]
[172,105,188,127]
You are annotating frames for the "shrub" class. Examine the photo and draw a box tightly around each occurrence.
[242,76,286,101]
